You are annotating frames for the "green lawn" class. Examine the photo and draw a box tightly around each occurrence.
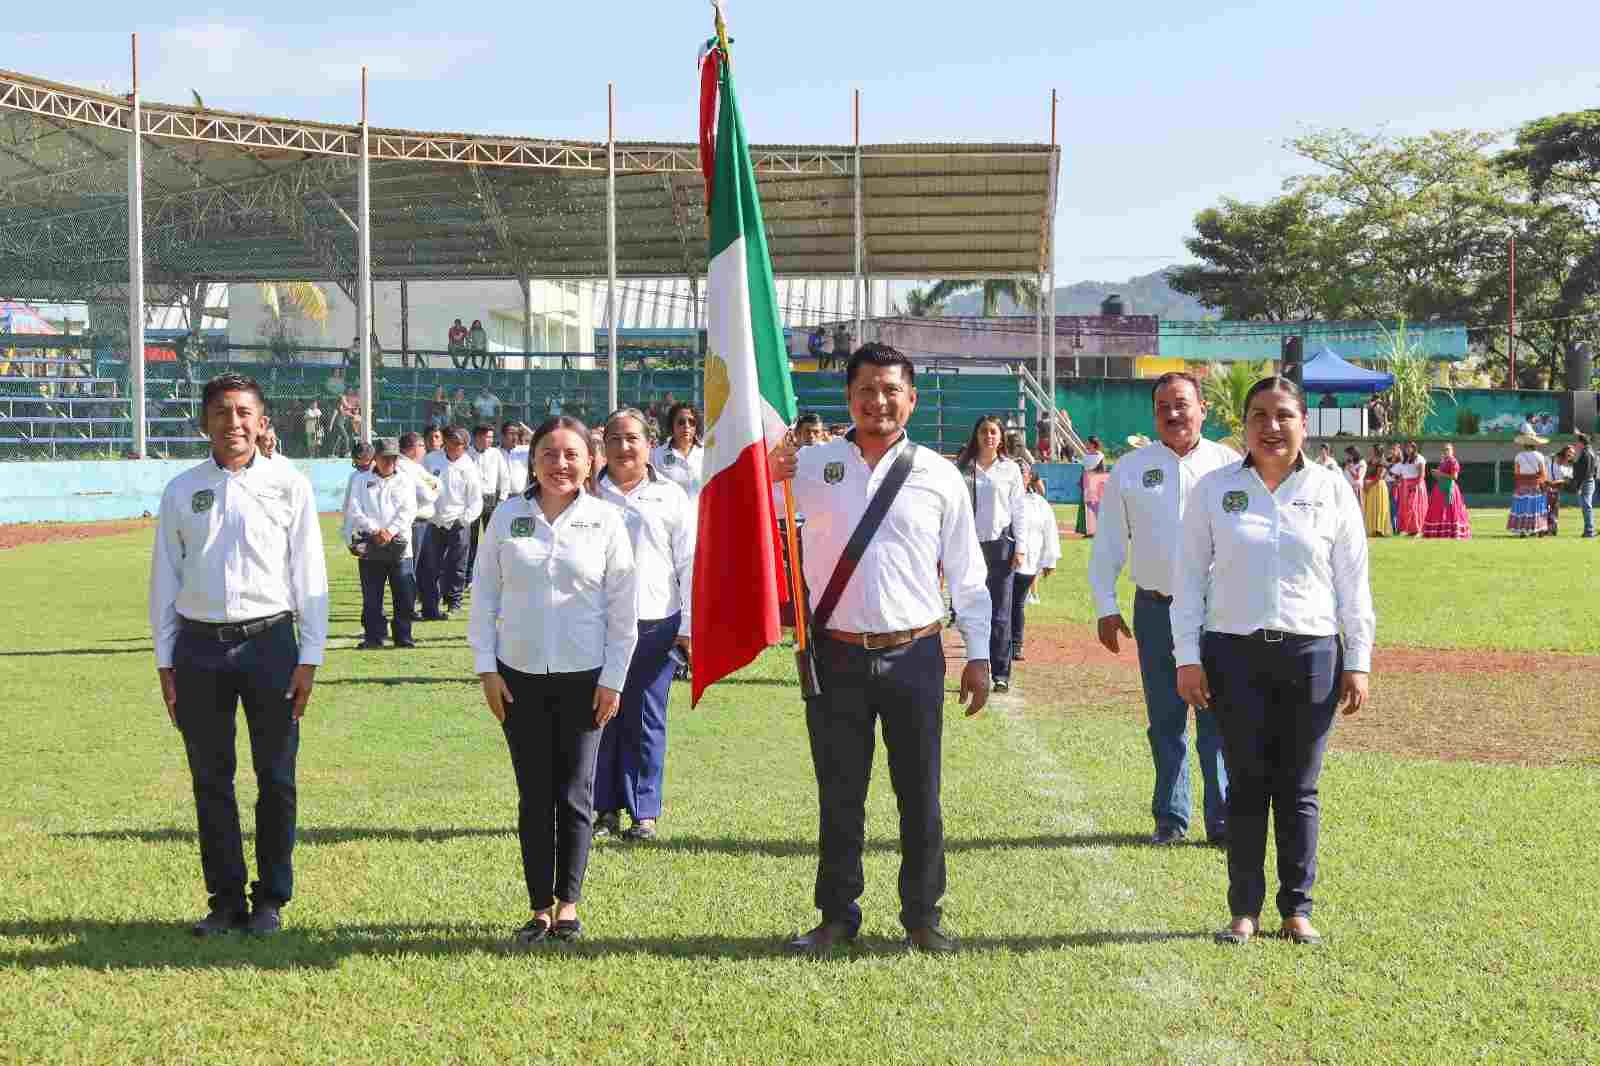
[1,518,1597,1064]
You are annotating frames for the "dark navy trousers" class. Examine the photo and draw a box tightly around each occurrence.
[594,613,679,821]
[806,632,947,933]
[1202,631,1340,920]
[173,617,301,912]
[1009,572,1036,652]
[980,538,1015,681]
[1136,591,1228,837]
[358,557,417,644]
[419,521,470,614]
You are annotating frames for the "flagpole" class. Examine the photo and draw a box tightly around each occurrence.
[782,481,807,652]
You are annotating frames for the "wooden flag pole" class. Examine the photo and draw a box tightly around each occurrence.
[782,479,807,651]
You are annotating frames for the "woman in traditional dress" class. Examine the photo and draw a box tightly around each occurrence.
[1507,432,1551,537]
[1342,446,1365,497]
[1393,442,1428,535]
[1074,436,1110,537]
[1547,445,1575,537]
[1362,444,1392,537]
[1422,443,1472,539]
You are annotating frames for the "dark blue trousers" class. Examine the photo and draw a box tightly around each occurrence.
[173,617,300,912]
[594,613,679,820]
[1202,631,1340,920]
[358,557,416,644]
[806,632,947,933]
[1009,572,1036,652]
[1135,591,1228,837]
[420,521,469,615]
[980,538,1015,681]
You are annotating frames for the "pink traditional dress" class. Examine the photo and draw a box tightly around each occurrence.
[1422,456,1471,538]
[1394,459,1427,535]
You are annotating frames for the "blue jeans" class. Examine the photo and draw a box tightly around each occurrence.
[1580,479,1595,536]
[1133,590,1228,837]
[358,556,416,644]
[594,614,679,820]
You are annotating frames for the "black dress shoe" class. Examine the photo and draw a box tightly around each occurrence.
[592,810,622,839]
[906,925,959,954]
[393,639,417,649]
[356,639,384,651]
[993,679,1010,693]
[785,920,857,956]
[622,819,658,842]
[246,904,282,936]
[190,906,247,937]
[419,612,447,622]
[549,918,583,943]
[1150,824,1187,846]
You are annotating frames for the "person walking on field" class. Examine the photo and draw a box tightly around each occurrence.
[149,372,328,937]
[767,343,992,956]
[1010,471,1061,663]
[954,415,1029,693]
[1088,371,1237,847]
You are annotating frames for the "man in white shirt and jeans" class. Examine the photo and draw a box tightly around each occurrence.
[1088,372,1237,847]
[149,373,329,937]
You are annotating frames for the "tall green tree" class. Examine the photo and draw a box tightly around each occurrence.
[1166,193,1336,319]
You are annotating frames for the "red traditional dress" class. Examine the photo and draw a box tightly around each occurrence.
[1421,455,1471,538]
[1394,460,1427,535]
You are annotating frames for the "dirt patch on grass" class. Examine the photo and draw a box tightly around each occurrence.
[0,518,156,551]
[1010,622,1600,767]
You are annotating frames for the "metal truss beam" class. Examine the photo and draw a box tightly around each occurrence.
[468,164,534,277]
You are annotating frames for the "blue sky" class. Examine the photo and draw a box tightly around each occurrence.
[7,1,1597,283]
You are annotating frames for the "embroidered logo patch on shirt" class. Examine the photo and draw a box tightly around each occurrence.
[509,517,533,538]
[1222,490,1249,514]
[823,462,845,485]
[661,453,676,466]
[191,489,215,513]
[1142,468,1165,488]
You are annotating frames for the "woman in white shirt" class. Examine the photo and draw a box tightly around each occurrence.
[955,415,1029,692]
[1341,446,1366,499]
[1507,432,1551,537]
[592,408,695,843]
[1173,376,1375,947]
[650,402,705,500]
[1009,472,1062,663]
[469,415,639,946]
[1080,436,1106,471]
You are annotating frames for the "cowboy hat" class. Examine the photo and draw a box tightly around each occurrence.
[1126,434,1152,449]
[1514,431,1549,446]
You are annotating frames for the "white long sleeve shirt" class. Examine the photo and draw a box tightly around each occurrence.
[344,467,420,560]
[1087,438,1238,617]
[650,442,705,499]
[471,445,511,500]
[503,446,529,496]
[964,455,1029,549]
[429,452,484,528]
[149,453,329,668]
[786,433,992,660]
[397,455,441,521]
[1171,455,1376,673]
[596,469,696,635]
[1015,493,1061,577]
[468,491,640,690]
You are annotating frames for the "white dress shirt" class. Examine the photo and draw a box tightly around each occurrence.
[150,453,330,669]
[344,467,420,560]
[471,445,511,501]
[397,455,441,521]
[787,434,991,660]
[651,442,705,499]
[468,491,640,690]
[1171,455,1375,673]
[1087,438,1238,617]
[503,446,529,496]
[1015,493,1062,578]
[430,452,485,528]
[596,468,696,635]
[341,466,369,519]
[964,455,1029,548]
[1081,451,1105,471]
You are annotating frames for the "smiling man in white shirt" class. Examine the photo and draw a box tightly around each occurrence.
[149,372,328,938]
[1088,371,1237,847]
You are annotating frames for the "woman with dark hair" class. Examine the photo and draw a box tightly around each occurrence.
[1010,471,1061,663]
[468,415,639,946]
[651,402,705,500]
[1394,441,1428,535]
[1361,444,1392,537]
[1173,376,1374,947]
[955,415,1029,692]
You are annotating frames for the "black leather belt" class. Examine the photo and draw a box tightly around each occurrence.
[1136,587,1172,604]
[180,612,293,642]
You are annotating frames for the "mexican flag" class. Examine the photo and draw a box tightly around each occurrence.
[690,25,799,706]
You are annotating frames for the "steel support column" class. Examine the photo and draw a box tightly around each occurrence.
[853,89,864,349]
[127,35,146,457]
[358,68,373,444]
[1045,91,1060,456]
[606,83,618,413]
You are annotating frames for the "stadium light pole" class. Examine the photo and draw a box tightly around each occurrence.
[1045,89,1059,455]
[358,67,373,444]
[127,33,147,458]
[854,89,864,350]
[606,82,619,413]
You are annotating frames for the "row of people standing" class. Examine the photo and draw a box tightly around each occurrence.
[1510,430,1598,538]
[1337,442,1471,539]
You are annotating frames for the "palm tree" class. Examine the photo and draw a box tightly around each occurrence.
[259,282,329,324]
[901,286,945,318]
[924,278,1042,316]
[1200,360,1269,452]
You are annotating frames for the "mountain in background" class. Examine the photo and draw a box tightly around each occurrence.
[939,268,1207,320]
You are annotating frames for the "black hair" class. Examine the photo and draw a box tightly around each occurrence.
[1086,436,1102,449]
[1242,375,1308,418]
[844,342,916,387]
[795,411,824,430]
[352,442,375,459]
[444,426,468,446]
[472,424,493,438]
[1149,371,1203,405]
[665,402,702,443]
[955,414,1010,469]
[525,415,592,499]
[500,419,518,436]
[201,372,267,413]
[398,431,422,451]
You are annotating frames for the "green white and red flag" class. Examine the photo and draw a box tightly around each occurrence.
[690,14,799,706]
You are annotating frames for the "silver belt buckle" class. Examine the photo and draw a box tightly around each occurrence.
[860,632,885,651]
[1262,629,1285,644]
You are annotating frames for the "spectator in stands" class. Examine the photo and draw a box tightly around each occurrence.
[475,385,503,423]
[469,319,490,367]
[451,387,472,426]
[651,402,705,500]
[427,387,449,429]
[808,326,827,366]
[331,389,360,457]
[448,319,469,359]
[345,438,419,650]
[304,399,323,456]
[830,324,852,370]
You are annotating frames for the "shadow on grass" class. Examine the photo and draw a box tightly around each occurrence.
[0,919,1211,970]
[56,828,1153,855]
[0,647,153,657]
[315,676,477,687]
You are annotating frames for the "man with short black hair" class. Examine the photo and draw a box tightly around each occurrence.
[1572,431,1596,538]
[150,372,328,936]
[419,426,483,620]
[345,437,419,649]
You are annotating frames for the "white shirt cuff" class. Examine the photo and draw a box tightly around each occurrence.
[1344,646,1372,673]
[474,652,500,675]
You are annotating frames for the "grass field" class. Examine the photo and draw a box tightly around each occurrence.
[1,509,1597,1064]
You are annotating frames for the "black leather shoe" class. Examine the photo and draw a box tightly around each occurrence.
[1150,824,1187,846]
[592,810,622,839]
[622,819,658,842]
[906,925,959,954]
[191,906,247,937]
[246,904,282,936]
[356,640,384,651]
[993,679,1010,693]
[784,920,857,956]
[393,639,417,649]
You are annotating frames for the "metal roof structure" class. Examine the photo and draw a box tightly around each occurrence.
[0,68,1059,305]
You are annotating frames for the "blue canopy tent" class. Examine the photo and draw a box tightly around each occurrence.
[1301,347,1394,394]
